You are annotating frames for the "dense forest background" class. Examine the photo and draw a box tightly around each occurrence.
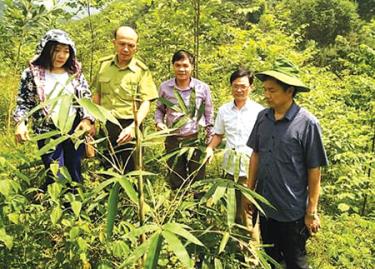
[0,0,374,268]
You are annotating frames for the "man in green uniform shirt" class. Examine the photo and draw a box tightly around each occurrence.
[93,26,158,173]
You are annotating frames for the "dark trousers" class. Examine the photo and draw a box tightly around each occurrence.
[259,216,309,269]
[37,116,84,192]
[102,119,135,174]
[164,134,205,190]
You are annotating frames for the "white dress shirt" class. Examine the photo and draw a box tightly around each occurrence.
[214,98,264,177]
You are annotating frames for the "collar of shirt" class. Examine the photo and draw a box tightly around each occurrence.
[265,102,300,122]
[111,55,138,72]
[166,77,199,91]
[230,98,252,112]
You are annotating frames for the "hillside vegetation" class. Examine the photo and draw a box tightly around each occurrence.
[0,0,374,268]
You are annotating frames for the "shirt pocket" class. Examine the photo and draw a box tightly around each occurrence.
[98,76,111,96]
[277,137,303,164]
[119,79,138,101]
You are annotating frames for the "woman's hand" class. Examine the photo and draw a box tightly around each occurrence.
[15,121,30,143]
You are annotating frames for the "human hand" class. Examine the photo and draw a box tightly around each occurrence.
[15,121,30,143]
[33,191,45,202]
[304,212,320,235]
[204,147,214,163]
[244,199,255,217]
[75,119,95,136]
[116,125,135,145]
[156,122,167,131]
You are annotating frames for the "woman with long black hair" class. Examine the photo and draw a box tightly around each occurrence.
[14,29,94,192]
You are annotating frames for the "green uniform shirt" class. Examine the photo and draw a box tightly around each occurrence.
[93,55,158,119]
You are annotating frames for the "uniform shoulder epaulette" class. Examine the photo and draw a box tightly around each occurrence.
[135,58,149,71]
[98,55,114,63]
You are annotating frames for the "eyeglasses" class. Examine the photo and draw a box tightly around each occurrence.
[232,84,250,90]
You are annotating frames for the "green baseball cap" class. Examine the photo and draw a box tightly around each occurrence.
[255,58,310,92]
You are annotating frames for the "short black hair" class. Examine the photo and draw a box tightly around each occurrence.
[263,75,297,97]
[172,50,195,65]
[32,41,77,74]
[230,68,254,85]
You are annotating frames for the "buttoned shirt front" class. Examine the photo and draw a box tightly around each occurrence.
[214,99,263,177]
[93,55,158,119]
[155,78,214,137]
[247,103,328,222]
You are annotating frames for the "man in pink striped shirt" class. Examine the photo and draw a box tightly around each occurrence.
[155,50,214,190]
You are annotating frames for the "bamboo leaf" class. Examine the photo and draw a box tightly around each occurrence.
[202,178,273,214]
[202,183,219,205]
[186,147,195,161]
[106,183,120,239]
[240,190,267,217]
[158,97,182,112]
[189,88,196,118]
[76,98,106,122]
[211,185,227,205]
[173,87,188,114]
[171,115,191,129]
[152,147,187,164]
[119,235,152,268]
[227,187,236,227]
[144,232,164,269]
[56,95,73,133]
[98,105,121,127]
[143,127,177,142]
[124,170,157,177]
[237,184,275,211]
[233,153,240,182]
[64,114,77,134]
[37,135,69,156]
[123,224,159,241]
[196,101,205,122]
[214,258,224,269]
[163,222,204,246]
[92,178,116,195]
[218,232,230,254]
[118,177,138,204]
[225,149,234,172]
[30,130,60,142]
[162,230,193,269]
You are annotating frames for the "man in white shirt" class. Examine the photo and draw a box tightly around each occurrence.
[206,68,263,235]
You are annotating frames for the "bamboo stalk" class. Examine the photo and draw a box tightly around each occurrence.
[132,98,146,266]
[193,0,200,79]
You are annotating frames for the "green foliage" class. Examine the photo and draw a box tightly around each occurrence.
[307,214,375,268]
[0,0,374,268]
[0,0,71,72]
[357,0,375,21]
[280,0,359,46]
